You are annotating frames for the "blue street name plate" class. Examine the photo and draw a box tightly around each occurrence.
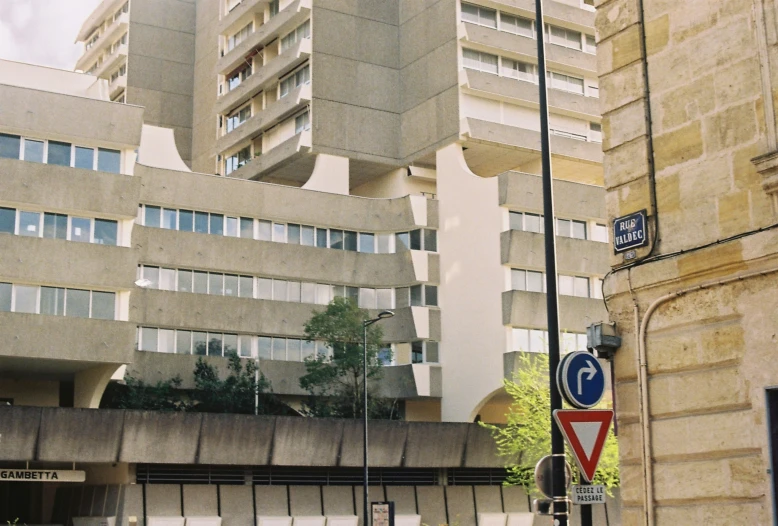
[613,210,648,253]
[558,351,606,409]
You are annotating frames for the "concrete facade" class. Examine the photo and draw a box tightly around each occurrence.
[596,0,778,524]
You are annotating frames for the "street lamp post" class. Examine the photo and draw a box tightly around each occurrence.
[362,310,395,526]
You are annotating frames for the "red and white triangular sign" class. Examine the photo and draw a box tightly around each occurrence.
[553,409,613,483]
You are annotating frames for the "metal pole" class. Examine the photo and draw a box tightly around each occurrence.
[580,480,592,526]
[533,0,567,524]
[363,321,369,526]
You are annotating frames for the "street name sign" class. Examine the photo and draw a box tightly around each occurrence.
[613,210,648,253]
[0,469,85,482]
[571,485,605,504]
[557,351,606,409]
[552,410,613,483]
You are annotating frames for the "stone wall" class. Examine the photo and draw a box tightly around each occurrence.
[596,0,778,524]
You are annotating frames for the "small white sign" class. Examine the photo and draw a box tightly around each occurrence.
[0,469,85,482]
[571,484,605,504]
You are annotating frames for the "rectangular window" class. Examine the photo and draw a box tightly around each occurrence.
[159,268,175,291]
[257,278,273,300]
[280,20,310,53]
[91,291,115,320]
[141,327,158,352]
[272,223,286,242]
[396,232,410,250]
[281,65,310,98]
[42,213,66,240]
[425,285,438,306]
[240,217,254,238]
[592,223,608,243]
[410,229,422,250]
[0,208,14,234]
[591,278,603,299]
[503,58,536,82]
[14,285,37,313]
[530,329,547,353]
[512,269,526,291]
[226,105,251,133]
[209,273,224,296]
[377,234,392,254]
[412,341,424,364]
[330,229,344,250]
[159,329,176,353]
[0,134,21,159]
[524,213,544,233]
[500,13,533,37]
[301,282,316,304]
[462,48,498,74]
[178,270,192,293]
[208,335,223,357]
[526,270,544,292]
[461,3,497,27]
[224,274,239,296]
[176,331,192,354]
[344,231,358,251]
[145,206,161,228]
[287,224,301,244]
[176,210,193,232]
[549,71,585,94]
[585,34,596,54]
[377,288,393,310]
[572,220,587,240]
[239,275,253,298]
[559,275,574,296]
[0,283,10,312]
[19,211,41,237]
[47,141,71,166]
[224,333,238,356]
[513,328,529,352]
[273,280,288,301]
[209,214,224,235]
[359,233,374,253]
[410,285,423,307]
[162,209,177,230]
[65,289,90,318]
[269,0,279,17]
[359,288,376,309]
[258,336,272,359]
[295,111,310,134]
[40,287,65,316]
[272,337,286,360]
[193,211,209,233]
[258,220,272,241]
[423,229,437,252]
[225,145,251,175]
[142,266,160,289]
[302,340,316,361]
[548,24,582,50]
[316,228,328,248]
[193,332,207,355]
[574,276,589,298]
[193,271,208,294]
[97,148,121,173]
[74,147,94,169]
[94,219,118,245]
[301,225,315,246]
[24,140,44,163]
[378,345,393,366]
[225,216,238,237]
[288,281,301,302]
[70,217,91,243]
[316,283,330,305]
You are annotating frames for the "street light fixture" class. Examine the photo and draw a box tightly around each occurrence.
[362,310,394,526]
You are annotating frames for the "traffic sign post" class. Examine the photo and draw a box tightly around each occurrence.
[552,410,613,483]
[557,351,606,409]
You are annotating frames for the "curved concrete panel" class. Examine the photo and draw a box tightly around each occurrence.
[0,405,40,460]
[500,230,609,277]
[338,419,408,467]
[119,411,204,464]
[198,413,276,465]
[501,290,608,332]
[403,422,469,467]
[498,170,605,217]
[38,407,124,463]
[271,417,344,466]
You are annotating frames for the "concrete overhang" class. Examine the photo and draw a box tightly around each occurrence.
[479,0,595,31]
[218,0,273,36]
[109,74,127,99]
[460,117,602,177]
[0,84,143,149]
[217,0,311,77]
[229,131,313,183]
[498,169,606,216]
[0,406,502,467]
[500,229,609,277]
[215,38,312,116]
[76,0,125,42]
[460,69,600,120]
[216,84,311,155]
[501,290,608,332]
[93,44,128,80]
[75,13,129,72]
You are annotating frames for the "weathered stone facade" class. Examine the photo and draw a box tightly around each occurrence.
[596,0,778,524]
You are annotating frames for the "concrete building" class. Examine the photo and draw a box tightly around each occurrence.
[0,0,615,521]
[596,0,778,524]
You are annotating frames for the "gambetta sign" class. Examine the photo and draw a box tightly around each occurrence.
[0,469,86,482]
[613,210,648,253]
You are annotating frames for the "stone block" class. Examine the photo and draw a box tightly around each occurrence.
[715,57,762,109]
[718,190,752,237]
[653,456,765,502]
[615,420,642,463]
[653,121,704,172]
[648,365,747,418]
[596,0,639,42]
[600,61,644,114]
[614,380,639,424]
[658,74,715,132]
[603,99,647,150]
[611,24,642,70]
[619,463,645,505]
[704,101,758,153]
[655,501,765,526]
[676,240,746,279]
[603,136,648,189]
[616,175,652,215]
[645,14,669,55]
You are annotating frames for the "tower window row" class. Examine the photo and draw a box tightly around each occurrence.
[0,283,116,321]
[510,269,603,299]
[0,133,122,174]
[0,207,119,246]
[136,204,438,254]
[511,328,588,354]
[508,211,608,243]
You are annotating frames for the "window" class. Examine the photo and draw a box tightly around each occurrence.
[508,212,544,233]
[110,64,126,83]
[378,345,394,365]
[412,341,424,363]
[461,3,497,28]
[500,14,533,37]
[227,64,252,92]
[65,289,90,318]
[592,223,608,243]
[226,105,251,133]
[557,218,587,239]
[585,34,596,54]
[589,122,602,143]
[43,213,67,240]
[40,287,65,316]
[24,139,44,163]
[359,233,375,253]
[549,71,584,94]
[0,134,21,159]
[410,341,439,364]
[225,145,251,175]
[227,22,253,52]
[0,208,14,234]
[269,0,279,17]
[98,148,121,173]
[503,59,536,82]
[295,111,310,134]
[463,49,498,74]
[19,211,41,237]
[75,147,95,169]
[280,65,310,98]
[47,141,71,166]
[547,24,582,50]
[344,230,358,251]
[280,20,310,53]
[70,217,92,243]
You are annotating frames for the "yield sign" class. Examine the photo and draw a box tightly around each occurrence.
[553,409,613,483]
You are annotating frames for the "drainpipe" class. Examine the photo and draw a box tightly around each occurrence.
[635,266,778,526]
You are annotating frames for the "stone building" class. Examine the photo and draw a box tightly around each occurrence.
[596,0,778,523]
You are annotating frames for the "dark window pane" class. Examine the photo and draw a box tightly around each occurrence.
[424,229,437,252]
[24,140,44,163]
[426,341,439,363]
[425,285,438,306]
[74,147,94,169]
[412,342,423,364]
[65,289,90,318]
[97,148,121,173]
[91,291,115,320]
[209,214,224,235]
[179,210,194,232]
[208,335,223,356]
[316,228,328,247]
[0,134,21,159]
[410,229,422,250]
[94,219,118,245]
[330,229,343,250]
[40,287,65,316]
[410,285,423,306]
[194,211,209,233]
[145,206,161,228]
[240,217,253,238]
[344,231,357,251]
[193,332,207,355]
[0,207,15,234]
[288,224,301,244]
[346,286,359,303]
[0,283,12,311]
[47,141,71,166]
[301,225,314,246]
[43,213,68,239]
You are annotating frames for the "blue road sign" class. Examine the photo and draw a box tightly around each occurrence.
[558,351,605,409]
[613,209,648,253]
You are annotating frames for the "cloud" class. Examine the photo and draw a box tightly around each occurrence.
[0,0,103,70]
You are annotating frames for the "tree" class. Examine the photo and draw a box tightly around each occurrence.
[299,296,399,419]
[101,374,190,411]
[480,352,619,494]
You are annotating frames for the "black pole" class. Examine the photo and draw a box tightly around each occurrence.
[363,321,369,526]
[534,0,567,524]
[580,479,593,526]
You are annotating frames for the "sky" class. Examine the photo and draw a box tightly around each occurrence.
[0,0,103,71]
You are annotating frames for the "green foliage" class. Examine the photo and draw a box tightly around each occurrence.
[480,352,620,495]
[102,354,285,415]
[299,296,399,419]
